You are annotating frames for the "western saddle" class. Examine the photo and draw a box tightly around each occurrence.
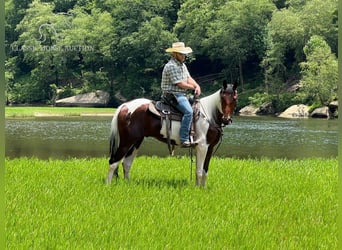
[148,93,200,155]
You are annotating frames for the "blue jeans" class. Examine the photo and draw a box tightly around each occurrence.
[174,93,193,143]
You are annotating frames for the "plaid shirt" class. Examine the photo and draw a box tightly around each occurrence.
[161,58,190,94]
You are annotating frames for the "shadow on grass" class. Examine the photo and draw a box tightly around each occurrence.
[102,176,192,189]
[133,178,190,188]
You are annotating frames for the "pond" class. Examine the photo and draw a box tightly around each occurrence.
[5,116,338,159]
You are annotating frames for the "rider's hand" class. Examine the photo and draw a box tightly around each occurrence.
[194,86,201,96]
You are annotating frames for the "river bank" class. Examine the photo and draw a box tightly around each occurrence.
[5,106,115,118]
[5,106,337,119]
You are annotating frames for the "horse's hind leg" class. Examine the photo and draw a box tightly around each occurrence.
[123,139,143,180]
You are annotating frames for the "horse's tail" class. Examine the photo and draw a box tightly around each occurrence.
[109,105,123,158]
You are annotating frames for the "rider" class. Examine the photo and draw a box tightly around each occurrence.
[161,42,201,147]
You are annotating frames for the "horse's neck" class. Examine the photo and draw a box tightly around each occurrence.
[199,90,221,124]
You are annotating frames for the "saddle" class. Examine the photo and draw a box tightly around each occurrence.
[148,94,200,155]
[148,101,183,121]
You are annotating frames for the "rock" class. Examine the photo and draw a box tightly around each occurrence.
[114,92,128,103]
[239,105,259,116]
[278,104,309,118]
[256,102,275,115]
[328,101,338,118]
[328,100,338,109]
[55,90,110,107]
[310,106,329,119]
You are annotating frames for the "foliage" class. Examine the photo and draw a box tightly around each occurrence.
[297,35,338,106]
[8,74,54,104]
[5,0,338,107]
[6,157,337,248]
[206,0,275,88]
[248,90,298,113]
[248,92,272,108]
[260,0,337,110]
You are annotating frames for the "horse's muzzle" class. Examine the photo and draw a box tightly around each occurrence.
[222,117,232,126]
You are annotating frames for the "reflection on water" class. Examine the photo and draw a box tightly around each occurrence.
[5,116,338,159]
[217,116,338,159]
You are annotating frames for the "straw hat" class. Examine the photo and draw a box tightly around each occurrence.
[165,42,193,54]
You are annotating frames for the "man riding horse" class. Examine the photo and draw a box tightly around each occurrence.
[161,42,201,148]
[107,41,238,186]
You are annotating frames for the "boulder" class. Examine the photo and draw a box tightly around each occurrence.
[256,102,275,115]
[278,104,309,118]
[328,101,338,118]
[310,106,329,119]
[55,90,110,107]
[239,105,259,116]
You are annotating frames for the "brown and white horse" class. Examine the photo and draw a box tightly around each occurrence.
[107,81,237,186]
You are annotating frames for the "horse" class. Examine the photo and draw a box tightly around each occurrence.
[107,80,237,186]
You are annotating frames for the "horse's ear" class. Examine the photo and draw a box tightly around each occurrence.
[223,80,228,89]
[233,81,238,91]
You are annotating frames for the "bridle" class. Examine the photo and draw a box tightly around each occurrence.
[220,85,237,126]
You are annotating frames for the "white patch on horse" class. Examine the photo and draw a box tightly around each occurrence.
[199,90,222,124]
[122,148,138,180]
[160,120,181,144]
[124,98,151,114]
[107,161,119,183]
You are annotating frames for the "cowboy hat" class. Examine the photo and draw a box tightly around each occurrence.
[165,42,193,54]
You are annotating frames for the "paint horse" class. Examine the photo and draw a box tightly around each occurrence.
[107,80,237,186]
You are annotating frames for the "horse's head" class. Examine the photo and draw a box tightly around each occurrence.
[220,80,237,126]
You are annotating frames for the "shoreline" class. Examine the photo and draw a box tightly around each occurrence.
[5,106,115,118]
[33,112,114,117]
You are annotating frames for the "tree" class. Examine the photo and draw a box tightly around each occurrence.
[60,6,116,92]
[111,16,177,99]
[10,0,117,102]
[4,0,339,105]
[262,0,337,95]
[42,0,78,12]
[174,0,225,54]
[300,0,338,54]
[297,35,337,106]
[261,8,304,94]
[204,0,275,90]
[101,0,177,99]
[10,0,61,102]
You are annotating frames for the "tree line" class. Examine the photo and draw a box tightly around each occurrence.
[5,0,338,112]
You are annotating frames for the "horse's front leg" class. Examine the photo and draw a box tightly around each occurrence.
[195,144,209,187]
[107,161,120,184]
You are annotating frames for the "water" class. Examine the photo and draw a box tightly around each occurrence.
[219,116,338,159]
[5,116,338,159]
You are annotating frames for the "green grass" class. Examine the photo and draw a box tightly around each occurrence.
[5,106,115,117]
[6,157,337,249]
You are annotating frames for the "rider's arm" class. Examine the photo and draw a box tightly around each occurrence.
[176,79,201,95]
[176,80,195,90]
[186,77,201,95]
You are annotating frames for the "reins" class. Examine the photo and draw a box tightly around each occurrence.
[198,100,225,157]
[188,99,226,181]
[212,125,224,156]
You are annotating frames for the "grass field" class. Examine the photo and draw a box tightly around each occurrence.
[5,106,115,117]
[6,157,337,249]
